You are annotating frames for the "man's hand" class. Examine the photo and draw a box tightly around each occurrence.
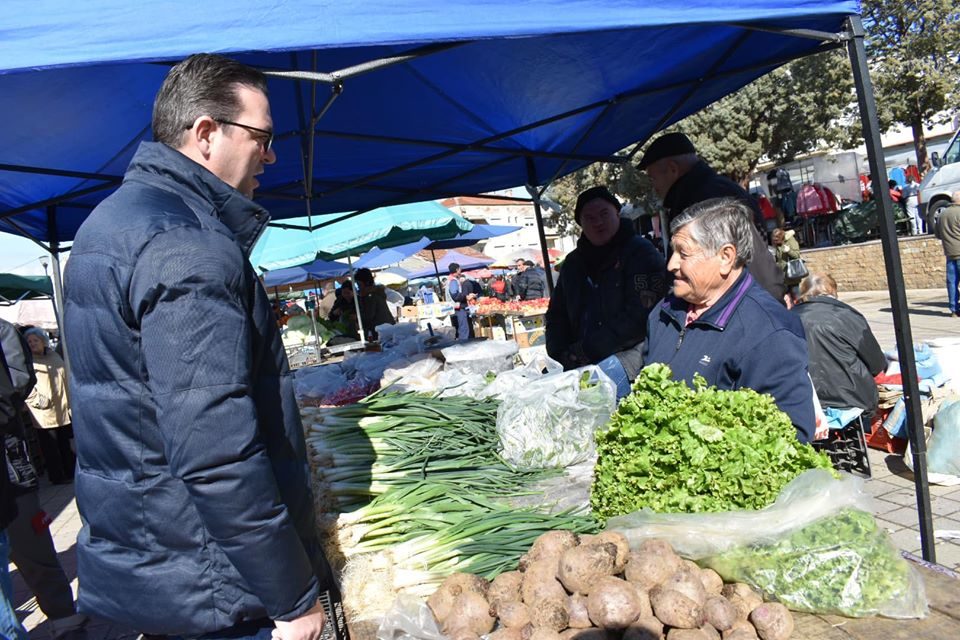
[272,600,327,640]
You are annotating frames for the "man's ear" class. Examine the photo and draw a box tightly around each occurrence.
[717,243,738,276]
[184,116,217,158]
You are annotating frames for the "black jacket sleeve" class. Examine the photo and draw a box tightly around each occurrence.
[545,273,575,366]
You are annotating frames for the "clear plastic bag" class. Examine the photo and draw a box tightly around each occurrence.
[928,398,960,477]
[441,340,518,376]
[294,363,347,401]
[381,354,444,393]
[481,353,563,399]
[607,469,928,618]
[496,365,616,469]
[376,595,445,640]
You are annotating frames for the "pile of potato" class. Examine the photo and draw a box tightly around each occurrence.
[427,531,794,640]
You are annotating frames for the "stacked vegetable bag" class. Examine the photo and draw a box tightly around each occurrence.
[301,391,597,622]
[594,365,927,620]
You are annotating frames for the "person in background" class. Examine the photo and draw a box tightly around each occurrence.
[643,198,815,442]
[935,191,960,317]
[63,54,334,639]
[316,283,336,320]
[446,263,474,341]
[22,328,74,485]
[888,179,904,216]
[545,186,666,397]
[489,275,511,301]
[902,177,922,235]
[329,278,361,338]
[793,273,886,415]
[513,259,547,301]
[770,227,803,303]
[0,339,29,640]
[354,267,396,341]
[640,131,786,302]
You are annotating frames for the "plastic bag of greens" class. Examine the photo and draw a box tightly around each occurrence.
[607,469,928,619]
[496,365,616,469]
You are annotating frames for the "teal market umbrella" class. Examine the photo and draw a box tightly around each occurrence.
[249,200,473,271]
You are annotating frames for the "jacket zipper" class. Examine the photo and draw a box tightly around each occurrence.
[676,327,686,350]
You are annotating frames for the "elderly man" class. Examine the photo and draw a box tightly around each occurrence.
[640,132,786,302]
[546,186,666,396]
[643,198,816,442]
[793,273,886,414]
[64,54,332,640]
[935,191,960,317]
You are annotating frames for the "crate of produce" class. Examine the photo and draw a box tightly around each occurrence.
[514,327,545,349]
[811,415,871,478]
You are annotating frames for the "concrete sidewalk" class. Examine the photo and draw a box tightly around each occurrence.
[12,289,960,638]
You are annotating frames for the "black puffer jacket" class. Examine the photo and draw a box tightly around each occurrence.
[514,267,547,300]
[793,295,886,412]
[664,160,786,302]
[546,220,666,375]
[64,143,330,635]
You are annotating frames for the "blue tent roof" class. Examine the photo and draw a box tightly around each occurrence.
[262,259,351,287]
[0,1,860,244]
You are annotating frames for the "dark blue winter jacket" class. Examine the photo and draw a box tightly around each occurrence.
[63,142,328,635]
[643,271,816,442]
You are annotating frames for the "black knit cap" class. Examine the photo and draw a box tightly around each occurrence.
[638,132,697,170]
[574,186,621,224]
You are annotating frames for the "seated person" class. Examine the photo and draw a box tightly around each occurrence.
[355,268,396,341]
[546,186,666,397]
[644,197,816,442]
[329,279,360,339]
[793,273,886,415]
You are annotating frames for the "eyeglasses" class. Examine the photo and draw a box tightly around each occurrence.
[215,119,274,152]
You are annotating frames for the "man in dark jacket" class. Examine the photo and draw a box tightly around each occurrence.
[63,54,333,640]
[794,273,886,413]
[355,267,396,340]
[640,132,787,303]
[514,260,546,300]
[546,186,667,396]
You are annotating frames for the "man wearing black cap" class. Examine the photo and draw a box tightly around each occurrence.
[545,186,666,398]
[640,132,786,302]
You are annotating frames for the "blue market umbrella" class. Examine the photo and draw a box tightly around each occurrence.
[262,258,351,287]
[353,237,432,270]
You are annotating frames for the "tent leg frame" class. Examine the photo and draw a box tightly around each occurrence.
[846,15,935,562]
[525,159,555,295]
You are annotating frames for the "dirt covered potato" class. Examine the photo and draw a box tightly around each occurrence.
[558,543,618,595]
[586,576,646,629]
[749,603,794,640]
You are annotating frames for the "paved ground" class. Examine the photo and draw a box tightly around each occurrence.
[12,288,960,638]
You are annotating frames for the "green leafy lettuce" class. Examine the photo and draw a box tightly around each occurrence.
[590,363,832,520]
[702,509,926,617]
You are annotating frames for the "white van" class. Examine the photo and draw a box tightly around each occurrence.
[919,128,960,223]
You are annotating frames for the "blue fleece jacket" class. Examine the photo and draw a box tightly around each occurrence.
[644,271,815,442]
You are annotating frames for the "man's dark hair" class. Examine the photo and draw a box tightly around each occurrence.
[524,260,536,267]
[449,263,461,273]
[355,268,375,286]
[153,53,269,147]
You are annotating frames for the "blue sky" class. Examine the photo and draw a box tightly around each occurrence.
[0,232,59,276]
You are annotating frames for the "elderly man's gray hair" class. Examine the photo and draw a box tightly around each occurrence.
[670,197,754,267]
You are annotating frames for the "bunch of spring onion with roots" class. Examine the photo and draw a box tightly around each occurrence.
[300,391,599,622]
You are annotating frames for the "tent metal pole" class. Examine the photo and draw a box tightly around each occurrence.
[846,15,935,562]
[725,22,846,43]
[347,255,366,346]
[46,207,70,384]
[525,160,554,295]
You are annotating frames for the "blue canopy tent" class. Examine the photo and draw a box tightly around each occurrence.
[353,238,433,271]
[0,2,938,560]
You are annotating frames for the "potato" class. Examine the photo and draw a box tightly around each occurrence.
[558,543,618,595]
[497,601,532,629]
[624,550,684,590]
[649,586,703,630]
[489,629,524,640]
[699,569,724,596]
[446,630,482,640]
[523,559,567,605]
[445,591,495,636]
[720,584,763,620]
[529,596,570,632]
[622,617,664,640]
[490,571,524,606]
[749,603,794,640]
[631,584,654,620]
[666,630,710,640]
[722,620,758,640]
[430,573,490,625]
[661,568,707,607]
[703,596,738,632]
[593,531,630,573]
[530,530,581,561]
[577,534,598,547]
[700,624,721,640]
[587,576,645,629]
[638,539,677,557]
[567,594,592,629]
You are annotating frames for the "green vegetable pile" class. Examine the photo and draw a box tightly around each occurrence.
[590,363,832,520]
[702,509,925,617]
